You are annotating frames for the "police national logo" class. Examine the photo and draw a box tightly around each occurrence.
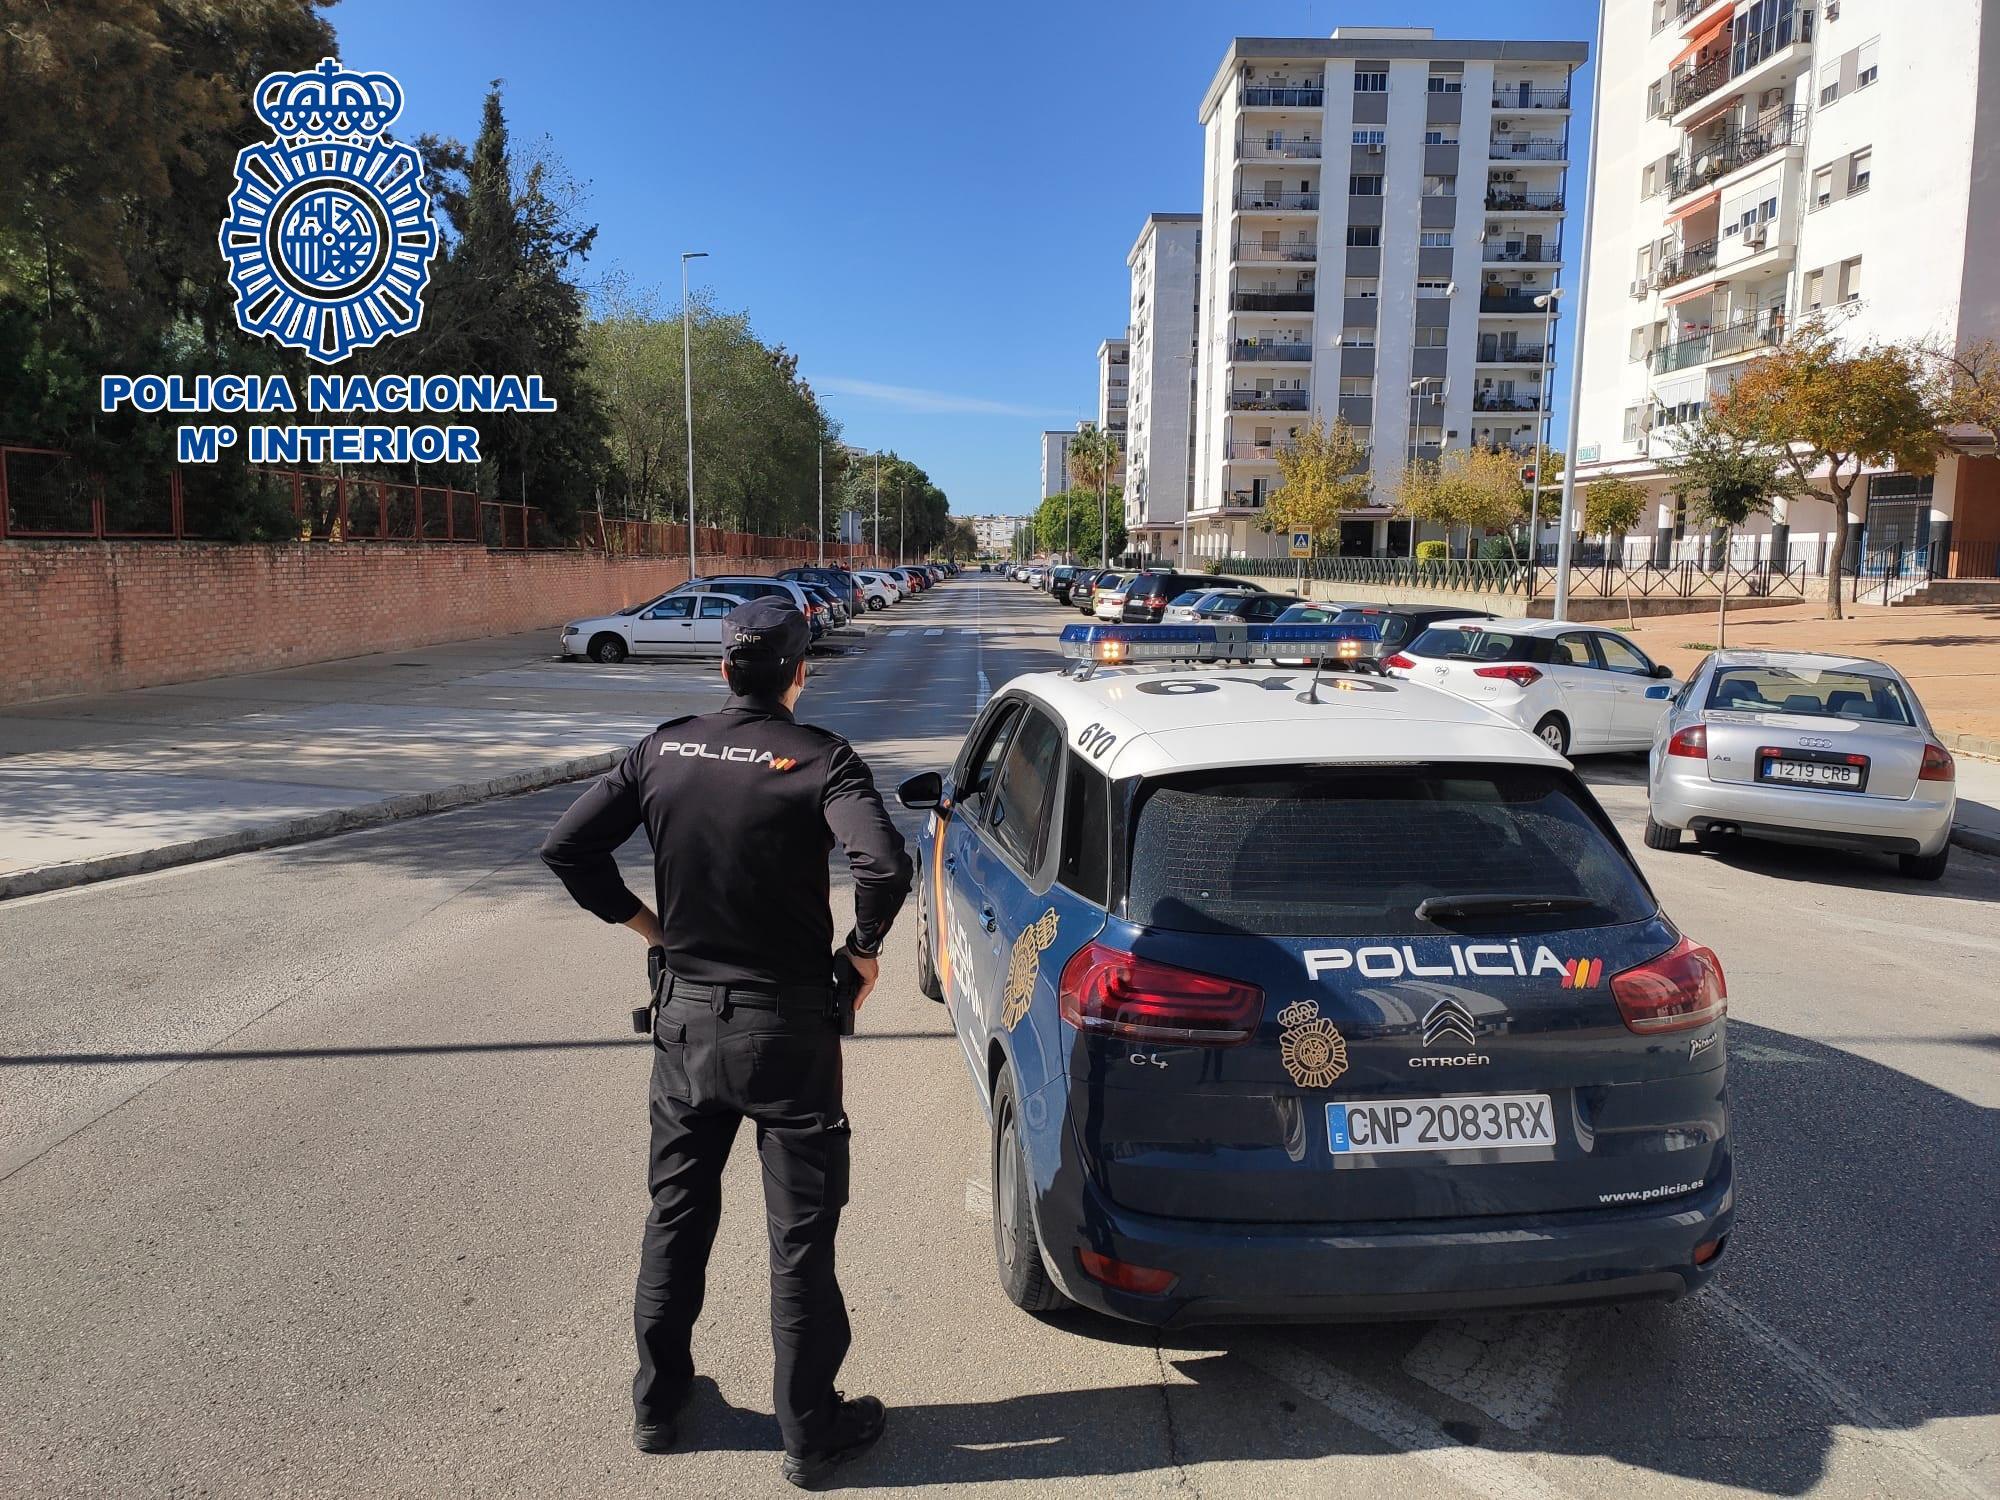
[1277,999,1348,1089]
[999,910,1061,1032]
[220,59,439,364]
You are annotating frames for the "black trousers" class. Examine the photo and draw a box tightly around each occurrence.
[635,980,852,1456]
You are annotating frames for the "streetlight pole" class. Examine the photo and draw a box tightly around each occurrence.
[872,452,881,561]
[897,477,905,565]
[1406,376,1443,558]
[1553,25,1604,623]
[1530,287,1565,582]
[680,251,708,583]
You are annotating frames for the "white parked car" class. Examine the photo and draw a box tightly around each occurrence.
[1092,574,1132,621]
[559,590,747,665]
[1645,650,1957,879]
[849,570,901,609]
[1384,617,1681,757]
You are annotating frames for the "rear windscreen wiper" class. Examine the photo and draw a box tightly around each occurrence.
[1415,893,1597,921]
[1443,651,1489,661]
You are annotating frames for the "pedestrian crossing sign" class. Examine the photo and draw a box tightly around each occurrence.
[1289,531,1312,558]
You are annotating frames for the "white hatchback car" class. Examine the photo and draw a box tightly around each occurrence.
[1385,617,1681,757]
[559,590,747,664]
[849,571,902,609]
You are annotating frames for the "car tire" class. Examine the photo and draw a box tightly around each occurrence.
[992,1068,1067,1316]
[868,596,885,611]
[1643,816,1682,851]
[589,634,627,665]
[1533,713,1571,757]
[1899,846,1950,881]
[916,892,944,1003]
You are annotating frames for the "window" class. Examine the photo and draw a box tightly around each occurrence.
[986,707,1064,870]
[1423,129,1458,146]
[956,701,1022,821]
[1345,277,1379,297]
[1346,224,1381,247]
[1355,69,1388,92]
[1124,766,1655,937]
[1419,230,1453,248]
[1352,128,1386,145]
[1340,377,1373,397]
[1856,36,1880,87]
[1636,245,1654,279]
[1848,146,1871,193]
[1350,174,1384,196]
[1819,61,1840,106]
[1427,72,1462,93]
[647,597,695,620]
[1629,327,1651,363]
[1622,404,1646,441]
[1641,162,1656,198]
[1707,665,1913,723]
[1423,174,1456,196]
[1414,325,1449,347]
[1057,754,1110,903]
[1812,165,1834,208]
[1648,78,1666,117]
[1416,279,1453,298]
[697,596,735,619]
[1342,327,1375,347]
[1840,255,1863,302]
[1595,634,1656,677]
[1551,633,1596,667]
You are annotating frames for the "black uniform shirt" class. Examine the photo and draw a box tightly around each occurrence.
[540,696,913,988]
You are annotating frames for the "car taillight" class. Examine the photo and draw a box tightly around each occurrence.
[1147,595,1166,608]
[1473,664,1543,686]
[1076,1249,1178,1296]
[1058,942,1263,1044]
[1667,725,1707,759]
[1384,653,1416,669]
[1919,742,1955,782]
[1611,937,1726,1035]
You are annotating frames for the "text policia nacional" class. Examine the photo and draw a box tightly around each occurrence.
[99,373,559,465]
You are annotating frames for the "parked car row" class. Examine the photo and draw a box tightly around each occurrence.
[556,562,956,665]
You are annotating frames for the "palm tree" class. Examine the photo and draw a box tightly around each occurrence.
[1064,423,1122,564]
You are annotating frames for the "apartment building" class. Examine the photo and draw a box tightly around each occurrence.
[1125,213,1202,565]
[1189,28,1587,560]
[1572,0,2000,575]
[1039,429,1074,500]
[1096,339,1131,497]
[966,513,1023,555]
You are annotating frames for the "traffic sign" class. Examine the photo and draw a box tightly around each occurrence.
[1289,530,1312,558]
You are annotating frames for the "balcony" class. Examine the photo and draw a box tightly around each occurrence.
[1488,137,1567,162]
[1668,54,1730,114]
[1650,315,1784,373]
[1667,107,1806,201]
[1240,137,1323,160]
[1485,188,1564,212]
[1231,340,1312,361]
[1233,290,1315,312]
[1234,241,1318,262]
[1473,392,1545,412]
[1236,190,1320,211]
[1221,490,1270,510]
[1483,242,1561,264]
[1229,387,1310,412]
[1652,0,1718,34]
[1478,340,1551,364]
[1491,88,1570,110]
[1480,289,1549,314]
[1241,85,1324,108]
[1226,440,1297,459]
[1655,239,1719,289]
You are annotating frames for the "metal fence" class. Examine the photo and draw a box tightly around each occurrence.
[0,443,872,562]
[1213,553,1809,601]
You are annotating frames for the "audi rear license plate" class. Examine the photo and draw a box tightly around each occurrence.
[1327,1094,1556,1155]
[1757,747,1867,791]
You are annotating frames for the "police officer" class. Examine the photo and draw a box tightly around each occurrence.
[539,597,911,1487]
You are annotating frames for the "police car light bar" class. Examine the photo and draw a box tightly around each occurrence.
[1058,621,1379,666]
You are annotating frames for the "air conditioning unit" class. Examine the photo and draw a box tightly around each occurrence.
[1631,277,1652,297]
[1367,143,1384,155]
[1497,119,1513,132]
[1744,222,1769,248]
[1826,0,1840,16]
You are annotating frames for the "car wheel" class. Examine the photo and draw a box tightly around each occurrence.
[1533,713,1570,756]
[1643,816,1682,851]
[1899,846,1950,881]
[589,634,627,665]
[992,1068,1067,1315]
[868,596,885,611]
[916,891,944,1003]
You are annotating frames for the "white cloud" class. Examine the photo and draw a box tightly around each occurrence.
[809,375,1066,419]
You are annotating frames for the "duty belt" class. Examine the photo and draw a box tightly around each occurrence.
[662,972,835,1019]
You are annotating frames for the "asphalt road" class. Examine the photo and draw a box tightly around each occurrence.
[4,576,1996,1499]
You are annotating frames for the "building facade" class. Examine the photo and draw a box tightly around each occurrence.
[1039,429,1074,500]
[1125,213,1202,566]
[966,513,1022,555]
[1188,28,1587,560]
[1571,0,2000,576]
[1096,339,1131,497]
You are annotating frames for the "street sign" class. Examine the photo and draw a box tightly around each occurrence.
[1289,530,1312,558]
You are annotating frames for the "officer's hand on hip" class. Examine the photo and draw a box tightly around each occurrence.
[845,949,880,1010]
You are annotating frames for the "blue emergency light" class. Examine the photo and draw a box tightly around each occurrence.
[1058,621,1379,666]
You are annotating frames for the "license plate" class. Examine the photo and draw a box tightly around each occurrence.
[1757,750,1865,790]
[1327,1094,1556,1155]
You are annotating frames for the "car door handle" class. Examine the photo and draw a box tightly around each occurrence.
[980,905,997,933]
[942,854,956,872]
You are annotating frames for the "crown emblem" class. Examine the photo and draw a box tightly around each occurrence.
[255,59,405,139]
[1277,999,1320,1030]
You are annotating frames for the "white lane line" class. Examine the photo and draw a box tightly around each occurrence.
[1705,1289,1997,1500]
[1236,1336,1573,1500]
[1402,1313,1583,1434]
[963,1178,990,1219]
[958,628,977,636]
[888,628,908,637]
[924,627,944,637]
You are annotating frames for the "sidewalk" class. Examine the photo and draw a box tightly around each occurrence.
[0,631,818,898]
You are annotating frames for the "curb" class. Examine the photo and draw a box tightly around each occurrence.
[0,751,622,904]
[1942,731,2000,762]
[1953,825,2000,858]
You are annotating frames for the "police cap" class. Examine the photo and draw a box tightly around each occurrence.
[722,596,810,670]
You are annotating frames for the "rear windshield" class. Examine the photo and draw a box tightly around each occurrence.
[1407,625,1538,662]
[1276,605,1335,622]
[1126,766,1653,937]
[1708,665,1914,723]
[1167,590,1207,608]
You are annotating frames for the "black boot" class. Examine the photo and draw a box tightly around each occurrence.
[632,1382,697,1454]
[780,1394,886,1488]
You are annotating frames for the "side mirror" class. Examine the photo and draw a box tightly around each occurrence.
[1652,663,1676,679]
[897,771,944,811]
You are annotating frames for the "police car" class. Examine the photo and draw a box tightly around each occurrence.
[897,622,1731,1325]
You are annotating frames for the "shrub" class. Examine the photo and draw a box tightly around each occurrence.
[1415,539,1448,564]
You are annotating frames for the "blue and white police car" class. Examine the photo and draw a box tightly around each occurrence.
[897,622,1732,1326]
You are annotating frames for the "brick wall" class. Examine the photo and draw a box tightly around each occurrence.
[0,542,883,706]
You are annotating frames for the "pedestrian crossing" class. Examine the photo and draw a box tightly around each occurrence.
[885,627,980,637]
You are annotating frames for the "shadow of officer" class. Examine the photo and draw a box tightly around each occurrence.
[540,596,913,1488]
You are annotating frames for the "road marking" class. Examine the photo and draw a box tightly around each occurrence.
[1236,1336,1574,1500]
[1705,1288,1996,1500]
[963,1178,990,1219]
[888,628,908,637]
[924,627,944,637]
[959,628,977,636]
[1402,1313,1583,1433]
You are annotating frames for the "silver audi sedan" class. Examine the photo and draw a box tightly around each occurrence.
[1645,650,1957,879]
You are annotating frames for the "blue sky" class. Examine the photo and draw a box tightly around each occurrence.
[336,0,1600,517]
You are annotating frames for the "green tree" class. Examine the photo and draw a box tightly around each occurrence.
[1712,317,1937,618]
[1267,418,1371,549]
[1035,488,1125,562]
[1581,475,1648,560]
[1394,446,1529,558]
[1661,419,1798,646]
[1064,423,1123,563]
